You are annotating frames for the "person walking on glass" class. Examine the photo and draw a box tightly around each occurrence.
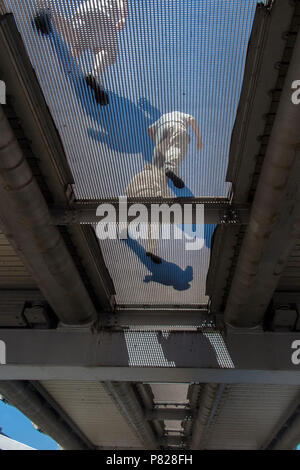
[148,111,203,189]
[33,0,128,106]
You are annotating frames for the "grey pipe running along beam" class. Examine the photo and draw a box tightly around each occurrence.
[224,28,300,328]
[0,105,97,325]
[104,382,159,450]
[0,381,92,450]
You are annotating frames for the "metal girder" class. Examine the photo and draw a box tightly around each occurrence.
[160,436,184,447]
[0,290,212,328]
[1,329,300,384]
[262,391,300,450]
[50,199,250,225]
[146,409,193,421]
[268,400,300,450]
[0,381,93,450]
[189,384,226,450]
[224,23,300,327]
[227,0,294,203]
[227,150,300,327]
[102,308,213,328]
[273,292,300,306]
[103,382,159,450]
[135,384,165,437]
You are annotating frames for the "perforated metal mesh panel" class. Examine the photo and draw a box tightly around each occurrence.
[203,332,235,368]
[124,329,234,368]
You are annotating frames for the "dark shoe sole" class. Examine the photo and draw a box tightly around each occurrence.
[146,252,162,264]
[165,170,185,189]
[32,12,52,35]
[85,75,109,106]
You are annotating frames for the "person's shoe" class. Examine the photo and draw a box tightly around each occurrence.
[85,75,109,106]
[146,252,162,264]
[32,10,52,35]
[165,170,185,189]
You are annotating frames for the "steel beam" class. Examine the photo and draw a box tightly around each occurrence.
[273,292,300,306]
[50,200,250,225]
[0,329,300,383]
[227,0,294,202]
[0,290,212,328]
[189,384,225,449]
[0,329,220,368]
[160,436,184,447]
[103,308,213,328]
[262,391,300,450]
[104,382,159,450]
[2,367,300,384]
[268,400,300,450]
[0,381,93,449]
[146,409,193,421]
[224,25,300,327]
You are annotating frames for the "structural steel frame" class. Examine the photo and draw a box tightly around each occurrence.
[1,329,300,384]
[50,199,250,225]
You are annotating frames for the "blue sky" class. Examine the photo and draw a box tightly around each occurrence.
[0,400,59,450]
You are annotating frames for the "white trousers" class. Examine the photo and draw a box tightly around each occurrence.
[125,163,170,256]
[34,0,119,84]
[153,123,191,173]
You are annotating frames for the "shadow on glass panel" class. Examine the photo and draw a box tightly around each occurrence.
[48,32,160,163]
[123,236,193,291]
[47,31,215,250]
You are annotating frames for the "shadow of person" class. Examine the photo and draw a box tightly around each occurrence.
[47,30,162,163]
[87,93,161,162]
[44,28,215,252]
[122,236,193,291]
[156,331,220,368]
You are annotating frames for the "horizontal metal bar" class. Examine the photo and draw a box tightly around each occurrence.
[2,366,300,384]
[160,436,184,446]
[50,200,250,225]
[146,409,193,421]
[0,290,211,328]
[0,329,220,368]
[102,309,213,327]
[0,329,300,383]
[273,292,300,305]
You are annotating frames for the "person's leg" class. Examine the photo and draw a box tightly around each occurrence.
[84,50,110,105]
[33,3,80,57]
[125,164,167,264]
[93,38,119,80]
[85,35,119,106]
[164,143,185,189]
[164,128,190,189]
[33,2,53,35]
[152,126,169,168]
